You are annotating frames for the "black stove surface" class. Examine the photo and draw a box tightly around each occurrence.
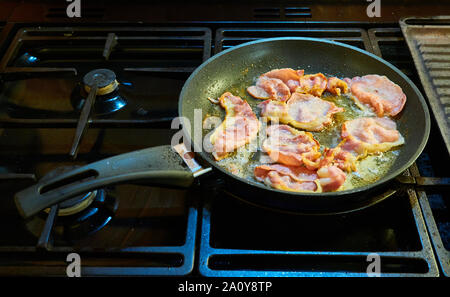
[0,21,448,277]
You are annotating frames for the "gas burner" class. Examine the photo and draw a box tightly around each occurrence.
[71,69,127,115]
[43,190,97,217]
[25,166,119,242]
[83,68,118,95]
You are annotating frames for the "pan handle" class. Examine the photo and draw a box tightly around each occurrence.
[14,145,194,219]
[395,176,450,189]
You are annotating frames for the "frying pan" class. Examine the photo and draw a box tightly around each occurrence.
[14,37,435,218]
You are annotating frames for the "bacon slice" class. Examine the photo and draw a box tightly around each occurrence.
[259,93,344,131]
[320,117,405,172]
[247,76,291,101]
[254,164,320,192]
[342,116,404,154]
[296,73,328,97]
[262,68,305,92]
[317,166,347,192]
[247,68,306,101]
[254,164,346,192]
[320,141,359,172]
[326,77,349,96]
[262,124,321,169]
[345,75,406,117]
[210,92,260,160]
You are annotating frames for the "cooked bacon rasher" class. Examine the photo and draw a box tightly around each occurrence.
[209,92,260,161]
[254,164,320,192]
[258,93,344,132]
[247,76,291,101]
[344,75,406,117]
[320,117,405,172]
[248,69,351,101]
[326,77,349,96]
[296,73,328,97]
[247,68,304,101]
[254,164,347,193]
[262,68,305,92]
[261,124,321,170]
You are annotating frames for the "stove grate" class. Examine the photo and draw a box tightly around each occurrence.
[370,27,450,276]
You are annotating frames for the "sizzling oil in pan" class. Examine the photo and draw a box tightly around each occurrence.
[202,81,400,192]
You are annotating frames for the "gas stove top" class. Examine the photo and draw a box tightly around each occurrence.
[0,17,448,277]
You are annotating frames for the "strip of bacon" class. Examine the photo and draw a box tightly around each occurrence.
[317,166,347,192]
[247,76,291,101]
[296,73,328,97]
[254,164,320,192]
[345,75,406,117]
[259,93,344,131]
[262,68,305,92]
[342,116,404,154]
[320,140,359,172]
[254,164,346,192]
[320,117,405,172]
[247,68,304,101]
[326,77,349,96]
[261,124,321,169]
[209,92,260,161]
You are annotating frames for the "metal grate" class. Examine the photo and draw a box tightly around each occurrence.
[198,179,438,277]
[0,205,198,276]
[284,7,312,18]
[215,27,371,54]
[367,28,421,81]
[0,127,200,276]
[366,26,450,277]
[411,164,450,277]
[0,26,211,131]
[400,16,450,155]
[0,26,211,78]
[0,26,210,274]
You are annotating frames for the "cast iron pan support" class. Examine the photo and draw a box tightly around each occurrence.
[70,83,97,159]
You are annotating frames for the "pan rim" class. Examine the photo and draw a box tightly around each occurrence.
[178,36,431,197]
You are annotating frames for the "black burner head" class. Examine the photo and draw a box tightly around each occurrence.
[25,166,119,241]
[83,68,118,95]
[71,69,127,115]
[45,191,97,217]
[40,166,96,216]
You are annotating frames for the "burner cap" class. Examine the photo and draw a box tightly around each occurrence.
[44,191,97,217]
[83,68,119,95]
[41,166,97,216]
[71,71,127,115]
[26,187,118,241]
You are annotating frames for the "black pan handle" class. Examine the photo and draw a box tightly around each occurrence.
[395,176,450,189]
[14,145,194,218]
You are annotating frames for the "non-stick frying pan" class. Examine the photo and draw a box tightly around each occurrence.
[14,37,434,218]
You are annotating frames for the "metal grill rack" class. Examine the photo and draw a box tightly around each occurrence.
[369,26,450,276]
[0,26,211,127]
[400,17,450,156]
[0,25,213,276]
[0,162,199,276]
[214,27,371,54]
